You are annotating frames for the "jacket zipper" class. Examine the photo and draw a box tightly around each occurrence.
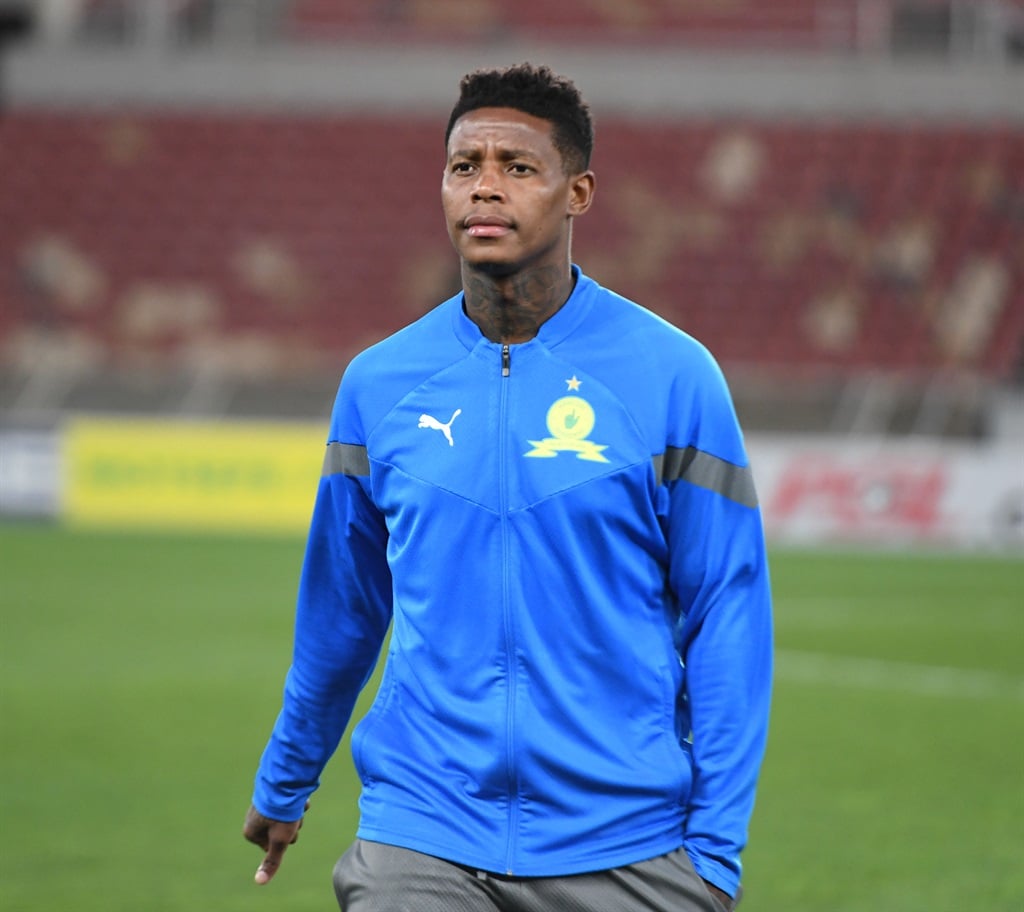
[499,341,517,873]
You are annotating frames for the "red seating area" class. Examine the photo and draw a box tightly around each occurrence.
[286,0,858,50]
[1,112,1021,381]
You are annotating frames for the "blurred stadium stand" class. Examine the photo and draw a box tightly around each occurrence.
[0,0,1022,438]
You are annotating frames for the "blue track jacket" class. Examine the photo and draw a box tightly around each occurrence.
[253,269,773,896]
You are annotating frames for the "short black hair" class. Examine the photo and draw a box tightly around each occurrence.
[445,62,594,174]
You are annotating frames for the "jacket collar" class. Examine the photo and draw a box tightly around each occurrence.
[451,265,596,352]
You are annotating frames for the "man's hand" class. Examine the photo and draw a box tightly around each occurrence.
[242,802,308,885]
[703,879,737,911]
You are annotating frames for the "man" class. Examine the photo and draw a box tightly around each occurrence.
[244,62,772,912]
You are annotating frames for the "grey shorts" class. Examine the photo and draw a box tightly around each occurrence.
[333,838,736,912]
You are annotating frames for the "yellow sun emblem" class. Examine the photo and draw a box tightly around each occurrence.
[525,395,609,462]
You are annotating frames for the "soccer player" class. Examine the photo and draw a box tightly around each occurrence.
[243,62,773,912]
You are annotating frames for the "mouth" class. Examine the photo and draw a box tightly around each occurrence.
[462,215,514,238]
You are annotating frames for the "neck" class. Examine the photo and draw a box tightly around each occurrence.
[462,264,575,344]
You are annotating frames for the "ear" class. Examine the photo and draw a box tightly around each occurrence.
[567,171,596,217]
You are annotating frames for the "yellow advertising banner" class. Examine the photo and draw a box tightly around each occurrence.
[65,417,326,533]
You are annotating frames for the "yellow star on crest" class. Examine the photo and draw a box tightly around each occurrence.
[566,375,582,391]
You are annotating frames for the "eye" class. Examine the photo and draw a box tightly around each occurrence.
[450,161,475,174]
[509,163,533,175]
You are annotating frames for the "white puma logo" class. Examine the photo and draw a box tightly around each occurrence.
[418,409,462,446]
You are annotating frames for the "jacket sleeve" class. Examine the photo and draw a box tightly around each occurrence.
[666,355,773,898]
[252,443,392,822]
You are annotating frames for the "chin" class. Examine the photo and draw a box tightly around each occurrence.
[464,255,519,278]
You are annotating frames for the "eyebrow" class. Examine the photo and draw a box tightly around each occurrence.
[449,147,539,162]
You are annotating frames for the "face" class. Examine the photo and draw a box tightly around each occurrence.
[442,107,594,276]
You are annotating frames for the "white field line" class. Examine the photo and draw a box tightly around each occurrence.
[775,649,1024,702]
[778,597,1018,631]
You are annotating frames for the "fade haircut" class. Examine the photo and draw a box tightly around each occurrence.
[445,63,594,175]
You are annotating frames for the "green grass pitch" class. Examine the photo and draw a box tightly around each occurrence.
[1,523,1021,911]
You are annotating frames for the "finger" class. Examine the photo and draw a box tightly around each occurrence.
[254,835,291,886]
[242,807,271,851]
[254,852,281,885]
[242,824,269,852]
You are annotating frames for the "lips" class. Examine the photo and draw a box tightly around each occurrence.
[463,215,513,238]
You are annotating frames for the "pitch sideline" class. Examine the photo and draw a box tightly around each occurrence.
[775,648,1024,701]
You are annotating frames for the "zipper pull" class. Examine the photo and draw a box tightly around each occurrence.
[501,344,510,377]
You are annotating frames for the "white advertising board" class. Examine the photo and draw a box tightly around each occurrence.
[0,429,62,517]
[749,435,1024,552]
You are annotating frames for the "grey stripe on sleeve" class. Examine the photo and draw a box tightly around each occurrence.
[322,442,370,477]
[653,445,758,507]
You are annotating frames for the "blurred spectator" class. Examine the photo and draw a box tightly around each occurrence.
[699,130,765,205]
[0,0,33,46]
[174,0,217,42]
[872,217,937,290]
[933,255,1011,366]
[803,285,865,353]
[19,233,107,318]
[78,0,131,42]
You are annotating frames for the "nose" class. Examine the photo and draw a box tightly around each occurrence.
[471,163,505,202]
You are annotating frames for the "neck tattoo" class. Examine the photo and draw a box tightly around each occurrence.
[463,265,571,343]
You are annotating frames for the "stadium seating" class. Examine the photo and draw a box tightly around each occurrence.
[285,0,858,50]
[1,111,1021,388]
